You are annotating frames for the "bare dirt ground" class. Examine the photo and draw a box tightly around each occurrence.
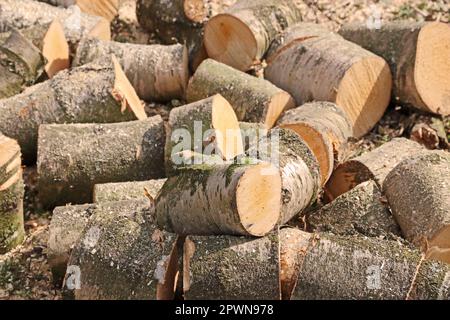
[0,0,449,300]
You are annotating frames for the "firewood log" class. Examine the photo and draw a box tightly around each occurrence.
[204,0,302,71]
[155,162,281,237]
[73,38,188,102]
[0,56,146,162]
[37,116,165,208]
[93,179,166,203]
[62,199,180,300]
[384,151,450,264]
[307,180,400,238]
[280,228,450,300]
[277,101,353,185]
[265,23,392,138]
[0,135,24,254]
[0,29,45,99]
[183,232,280,300]
[325,138,425,201]
[339,21,450,116]
[186,59,295,129]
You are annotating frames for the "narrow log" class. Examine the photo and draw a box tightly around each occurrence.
[0,56,146,162]
[0,135,25,254]
[339,21,450,115]
[204,0,302,71]
[165,94,243,175]
[384,151,450,264]
[155,162,281,237]
[186,59,295,129]
[325,138,424,201]
[307,180,400,238]
[277,101,353,185]
[37,116,165,208]
[280,228,450,300]
[93,179,167,203]
[73,38,189,102]
[265,23,392,138]
[183,232,280,300]
[63,199,180,300]
[239,122,267,151]
[0,29,45,99]
[247,128,321,224]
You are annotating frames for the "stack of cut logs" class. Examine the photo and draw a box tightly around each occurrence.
[0,0,449,300]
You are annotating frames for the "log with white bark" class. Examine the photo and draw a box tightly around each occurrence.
[37,116,165,208]
[277,101,353,185]
[324,138,425,201]
[63,199,180,300]
[93,179,166,203]
[204,0,302,71]
[186,59,295,129]
[0,56,146,162]
[183,232,280,300]
[239,122,267,151]
[0,28,45,99]
[307,180,400,238]
[339,21,450,115]
[73,38,189,102]
[155,162,281,237]
[0,135,24,254]
[280,228,450,300]
[384,151,450,264]
[265,23,392,138]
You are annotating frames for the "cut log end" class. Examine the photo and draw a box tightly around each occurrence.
[0,136,21,170]
[111,54,147,120]
[88,17,112,41]
[336,56,392,138]
[204,14,257,71]
[415,22,450,115]
[236,162,281,236]
[42,20,70,78]
[265,93,295,130]
[76,0,119,22]
[182,237,195,295]
[428,225,450,264]
[183,0,208,23]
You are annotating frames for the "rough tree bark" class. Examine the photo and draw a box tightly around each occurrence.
[280,228,450,300]
[73,38,189,102]
[277,101,353,185]
[183,232,280,300]
[186,59,295,129]
[93,178,167,203]
[339,21,450,115]
[204,0,302,71]
[37,116,165,208]
[325,138,425,201]
[36,0,76,7]
[0,57,146,162]
[239,122,267,151]
[384,151,450,264]
[265,23,392,138]
[155,162,282,237]
[307,180,400,238]
[63,199,180,300]
[0,135,24,254]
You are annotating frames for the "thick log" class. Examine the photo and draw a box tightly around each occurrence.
[155,162,281,237]
[165,94,243,175]
[277,101,353,185]
[325,138,425,201]
[183,232,280,300]
[339,21,450,115]
[63,199,180,300]
[384,151,450,264]
[186,59,295,129]
[280,228,450,300]
[307,180,400,238]
[73,38,188,102]
[0,29,45,99]
[247,128,321,224]
[204,0,302,71]
[239,122,267,151]
[265,23,392,138]
[0,57,146,162]
[0,135,24,254]
[37,116,165,208]
[93,179,167,203]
